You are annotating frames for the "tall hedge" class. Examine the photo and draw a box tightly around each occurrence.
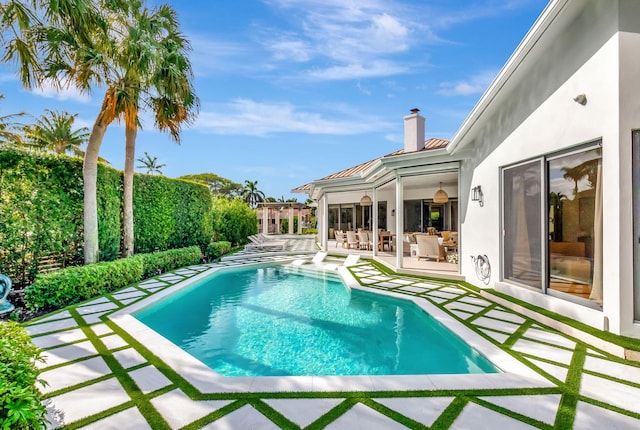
[0,150,84,288]
[97,163,123,261]
[0,149,215,288]
[133,175,212,253]
[211,196,258,245]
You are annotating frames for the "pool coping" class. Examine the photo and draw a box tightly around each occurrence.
[109,262,553,394]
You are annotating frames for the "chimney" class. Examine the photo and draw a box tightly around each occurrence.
[403,108,425,153]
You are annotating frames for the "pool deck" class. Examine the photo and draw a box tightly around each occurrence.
[24,246,640,429]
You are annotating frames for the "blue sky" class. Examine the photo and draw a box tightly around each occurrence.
[0,0,547,200]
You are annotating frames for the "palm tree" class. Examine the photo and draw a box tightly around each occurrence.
[242,180,265,208]
[0,95,26,147]
[136,151,166,175]
[2,0,119,263]
[1,0,197,262]
[115,1,198,256]
[23,109,89,156]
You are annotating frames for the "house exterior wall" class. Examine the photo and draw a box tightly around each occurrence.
[459,0,640,336]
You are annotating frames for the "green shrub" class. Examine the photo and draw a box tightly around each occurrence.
[133,246,203,279]
[0,321,47,429]
[133,175,212,253]
[25,247,203,311]
[206,241,232,261]
[97,164,123,261]
[302,228,318,234]
[25,258,143,311]
[211,196,257,245]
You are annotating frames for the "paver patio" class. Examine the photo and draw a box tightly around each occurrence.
[23,242,640,429]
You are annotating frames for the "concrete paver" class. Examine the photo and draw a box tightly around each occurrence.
[24,252,640,429]
[128,365,172,394]
[44,378,129,428]
[375,397,454,427]
[325,403,409,430]
[150,389,231,429]
[451,403,538,430]
[78,407,151,430]
[40,356,112,395]
[202,404,278,430]
[263,398,344,428]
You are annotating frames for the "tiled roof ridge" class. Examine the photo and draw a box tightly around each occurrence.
[291,138,449,192]
[317,137,450,181]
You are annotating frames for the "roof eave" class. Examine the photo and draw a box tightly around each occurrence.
[447,0,570,155]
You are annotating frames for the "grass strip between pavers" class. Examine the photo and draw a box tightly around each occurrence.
[24,260,640,429]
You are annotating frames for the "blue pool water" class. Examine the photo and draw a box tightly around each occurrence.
[135,266,499,377]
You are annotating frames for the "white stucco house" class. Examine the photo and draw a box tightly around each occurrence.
[293,0,640,339]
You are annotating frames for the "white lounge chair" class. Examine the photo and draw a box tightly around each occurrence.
[324,254,361,271]
[292,251,328,266]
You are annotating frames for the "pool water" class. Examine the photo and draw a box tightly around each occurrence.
[135,266,499,377]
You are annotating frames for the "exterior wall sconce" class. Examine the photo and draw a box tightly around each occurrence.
[472,185,484,207]
[391,209,395,216]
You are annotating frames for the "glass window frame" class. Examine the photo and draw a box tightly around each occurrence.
[500,141,603,309]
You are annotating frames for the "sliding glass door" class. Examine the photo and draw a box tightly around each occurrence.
[502,144,602,307]
[503,160,543,289]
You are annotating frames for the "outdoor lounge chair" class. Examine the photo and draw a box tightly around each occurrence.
[415,235,445,262]
[292,251,328,266]
[323,254,361,271]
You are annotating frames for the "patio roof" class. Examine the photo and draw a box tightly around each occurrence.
[291,137,449,194]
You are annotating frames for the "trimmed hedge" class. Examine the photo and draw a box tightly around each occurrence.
[132,246,203,279]
[0,149,214,288]
[0,321,47,429]
[206,241,232,261]
[24,258,144,310]
[132,175,212,253]
[24,246,202,311]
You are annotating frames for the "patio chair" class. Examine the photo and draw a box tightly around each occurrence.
[334,230,347,248]
[415,235,445,262]
[292,251,328,266]
[358,231,371,250]
[441,231,451,241]
[346,231,359,249]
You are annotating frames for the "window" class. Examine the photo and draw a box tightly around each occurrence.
[502,145,602,306]
[503,160,543,289]
[548,148,602,303]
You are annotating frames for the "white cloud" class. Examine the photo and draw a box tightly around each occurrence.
[260,0,420,80]
[307,61,407,80]
[30,79,91,103]
[437,70,497,96]
[194,98,392,136]
[267,38,311,62]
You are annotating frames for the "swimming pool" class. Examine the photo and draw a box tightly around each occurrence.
[134,265,498,377]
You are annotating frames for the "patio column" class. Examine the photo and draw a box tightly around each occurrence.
[275,208,280,235]
[288,206,294,234]
[297,206,303,234]
[321,195,328,251]
[372,188,378,257]
[395,176,404,268]
[262,206,269,235]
